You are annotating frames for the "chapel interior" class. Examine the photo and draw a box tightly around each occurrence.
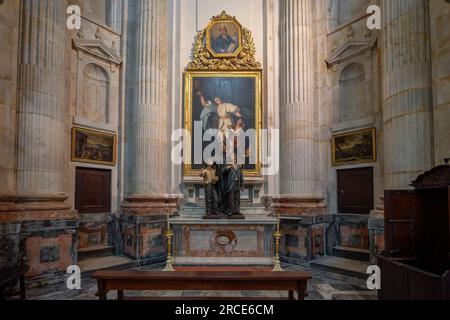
[0,0,449,301]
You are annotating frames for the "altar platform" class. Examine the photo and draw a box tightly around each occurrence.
[171,204,276,267]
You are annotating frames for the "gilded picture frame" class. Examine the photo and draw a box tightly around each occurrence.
[332,128,377,166]
[205,15,243,59]
[184,70,263,177]
[71,126,117,166]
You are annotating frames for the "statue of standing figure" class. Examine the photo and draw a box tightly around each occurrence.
[223,162,244,217]
[200,159,245,219]
[200,161,220,217]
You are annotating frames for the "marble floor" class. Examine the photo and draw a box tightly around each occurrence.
[13,263,377,300]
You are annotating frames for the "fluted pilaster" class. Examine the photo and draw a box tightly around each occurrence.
[382,0,433,189]
[16,0,68,196]
[130,0,168,196]
[109,0,123,32]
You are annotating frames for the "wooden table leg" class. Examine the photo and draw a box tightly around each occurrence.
[296,281,308,300]
[97,280,107,300]
[117,290,124,300]
[288,290,295,301]
[19,275,26,300]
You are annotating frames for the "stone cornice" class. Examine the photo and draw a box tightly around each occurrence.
[326,38,377,68]
[72,39,122,66]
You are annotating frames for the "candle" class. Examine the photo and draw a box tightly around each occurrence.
[277,214,280,231]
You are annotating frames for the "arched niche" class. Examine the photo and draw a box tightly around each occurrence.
[77,63,110,124]
[338,62,369,123]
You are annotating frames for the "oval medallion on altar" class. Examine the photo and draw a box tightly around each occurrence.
[209,231,238,255]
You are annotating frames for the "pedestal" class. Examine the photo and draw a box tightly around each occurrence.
[121,195,181,265]
[172,212,276,266]
[0,193,78,288]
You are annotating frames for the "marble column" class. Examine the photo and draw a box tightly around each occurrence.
[0,0,77,280]
[15,0,73,212]
[275,0,325,215]
[123,0,179,215]
[429,0,450,165]
[0,0,19,207]
[382,0,433,189]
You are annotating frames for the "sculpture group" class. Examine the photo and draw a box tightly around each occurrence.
[200,160,244,219]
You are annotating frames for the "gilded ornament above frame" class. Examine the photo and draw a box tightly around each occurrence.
[186,11,261,71]
[183,12,263,177]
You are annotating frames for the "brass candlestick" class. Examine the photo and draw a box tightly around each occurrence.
[162,214,175,272]
[272,213,283,272]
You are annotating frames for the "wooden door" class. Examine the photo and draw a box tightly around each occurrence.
[75,167,111,214]
[384,190,419,258]
[337,167,374,214]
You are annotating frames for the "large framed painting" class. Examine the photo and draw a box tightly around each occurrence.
[71,126,117,166]
[184,71,262,176]
[332,128,376,166]
[205,14,243,58]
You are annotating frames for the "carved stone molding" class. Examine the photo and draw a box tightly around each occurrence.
[265,195,327,216]
[122,194,183,215]
[0,192,74,214]
[326,38,377,68]
[72,39,122,66]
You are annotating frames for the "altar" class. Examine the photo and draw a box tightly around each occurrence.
[171,206,276,266]
[170,12,276,267]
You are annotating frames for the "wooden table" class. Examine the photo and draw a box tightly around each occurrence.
[0,265,28,300]
[92,271,311,300]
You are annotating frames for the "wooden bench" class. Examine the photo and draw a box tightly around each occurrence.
[92,270,311,300]
[0,265,28,300]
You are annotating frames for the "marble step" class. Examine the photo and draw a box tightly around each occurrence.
[78,255,135,278]
[180,209,267,213]
[310,256,369,279]
[332,246,370,262]
[78,245,114,260]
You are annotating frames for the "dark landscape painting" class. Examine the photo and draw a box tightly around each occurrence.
[332,128,376,166]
